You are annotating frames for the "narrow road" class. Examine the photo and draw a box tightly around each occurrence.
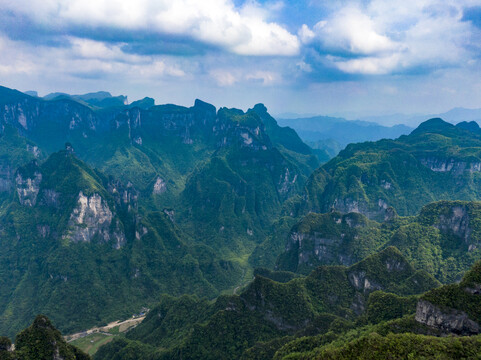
[65,316,146,342]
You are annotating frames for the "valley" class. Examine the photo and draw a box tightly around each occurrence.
[1,86,481,359]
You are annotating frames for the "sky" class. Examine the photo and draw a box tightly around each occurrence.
[1,0,481,120]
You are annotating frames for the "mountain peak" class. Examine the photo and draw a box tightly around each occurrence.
[456,120,480,133]
[194,99,216,113]
[129,97,155,109]
[252,103,267,113]
[411,118,454,135]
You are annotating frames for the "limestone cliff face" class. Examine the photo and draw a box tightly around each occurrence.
[287,231,352,268]
[420,157,481,175]
[63,191,125,248]
[1,97,101,136]
[278,168,298,195]
[108,179,138,212]
[415,299,480,335]
[435,205,472,242]
[282,213,371,271]
[332,197,395,222]
[347,270,382,293]
[114,100,217,147]
[153,177,167,195]
[15,171,42,206]
[0,164,13,192]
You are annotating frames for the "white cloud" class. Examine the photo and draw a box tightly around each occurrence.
[3,0,300,56]
[70,38,127,60]
[0,32,186,85]
[0,35,37,75]
[333,54,401,75]
[246,71,278,84]
[313,6,400,55]
[298,24,316,44]
[210,68,281,86]
[210,70,239,86]
[304,0,477,75]
[296,60,313,73]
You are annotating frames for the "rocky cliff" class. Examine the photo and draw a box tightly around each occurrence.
[63,191,126,249]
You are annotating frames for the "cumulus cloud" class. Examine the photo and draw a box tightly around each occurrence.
[301,0,478,75]
[2,0,300,56]
[310,6,400,55]
[210,67,281,86]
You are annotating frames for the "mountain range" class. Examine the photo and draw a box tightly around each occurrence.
[0,85,318,337]
[1,84,481,358]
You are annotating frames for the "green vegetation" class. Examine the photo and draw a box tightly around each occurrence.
[5,86,481,360]
[301,118,481,221]
[278,200,481,284]
[70,334,114,356]
[421,259,481,325]
[95,247,438,359]
[365,291,418,324]
[0,91,321,339]
[14,315,89,360]
[281,332,481,359]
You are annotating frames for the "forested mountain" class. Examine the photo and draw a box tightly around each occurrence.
[300,118,481,221]
[94,247,439,359]
[278,201,481,283]
[2,84,481,359]
[96,248,481,359]
[0,315,90,360]
[0,85,318,337]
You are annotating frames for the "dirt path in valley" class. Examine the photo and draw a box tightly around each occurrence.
[65,316,146,342]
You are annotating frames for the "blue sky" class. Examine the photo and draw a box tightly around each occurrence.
[1,0,481,120]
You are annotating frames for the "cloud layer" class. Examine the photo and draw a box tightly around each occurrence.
[1,0,481,116]
[300,0,478,75]
[2,0,299,56]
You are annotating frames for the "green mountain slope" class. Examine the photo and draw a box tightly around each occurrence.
[416,259,481,335]
[94,247,438,359]
[278,201,481,283]
[0,150,243,337]
[301,118,481,221]
[178,107,313,257]
[271,258,481,360]
[0,85,320,338]
[15,315,90,360]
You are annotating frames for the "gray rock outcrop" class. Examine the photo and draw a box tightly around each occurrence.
[415,299,480,335]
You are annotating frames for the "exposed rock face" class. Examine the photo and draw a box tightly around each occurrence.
[350,292,366,315]
[26,144,40,158]
[385,258,406,271]
[415,299,480,335]
[348,271,382,293]
[435,205,472,243]
[163,209,175,223]
[278,168,298,195]
[0,336,13,353]
[332,197,395,221]
[135,224,148,240]
[420,157,481,175]
[37,224,51,238]
[288,231,353,267]
[0,164,12,192]
[108,180,138,212]
[153,177,167,194]
[2,98,100,136]
[283,213,375,270]
[63,191,125,248]
[15,171,42,206]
